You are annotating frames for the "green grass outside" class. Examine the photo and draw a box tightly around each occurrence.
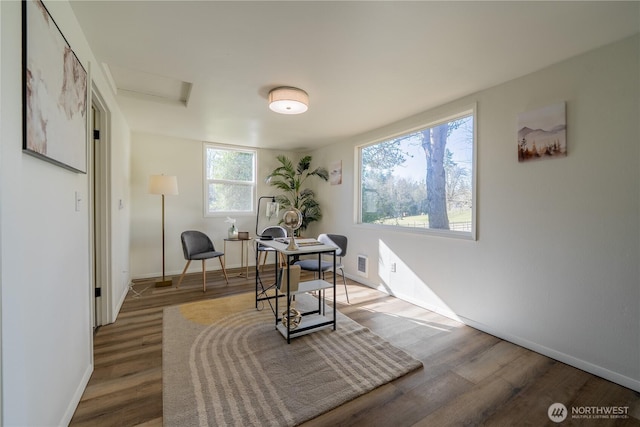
[379,209,472,227]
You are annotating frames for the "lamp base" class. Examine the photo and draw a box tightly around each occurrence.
[155,279,173,288]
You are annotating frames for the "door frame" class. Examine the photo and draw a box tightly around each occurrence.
[90,84,113,327]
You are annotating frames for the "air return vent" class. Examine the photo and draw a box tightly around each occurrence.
[357,254,368,278]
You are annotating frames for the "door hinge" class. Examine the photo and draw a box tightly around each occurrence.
[93,129,100,140]
[95,287,102,298]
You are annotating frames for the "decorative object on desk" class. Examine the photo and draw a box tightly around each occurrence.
[149,174,179,287]
[256,196,280,238]
[163,292,423,427]
[238,231,249,240]
[282,207,303,251]
[23,0,88,173]
[265,155,328,235]
[225,216,238,239]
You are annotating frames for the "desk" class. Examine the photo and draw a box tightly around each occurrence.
[223,238,251,278]
[255,238,336,343]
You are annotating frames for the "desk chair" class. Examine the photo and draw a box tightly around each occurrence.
[177,230,229,292]
[257,226,287,271]
[295,233,349,303]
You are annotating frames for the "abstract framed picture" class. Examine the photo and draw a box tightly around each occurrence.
[517,102,566,163]
[22,0,88,173]
[329,160,342,185]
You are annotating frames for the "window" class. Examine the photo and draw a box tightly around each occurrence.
[203,144,256,216]
[357,107,476,239]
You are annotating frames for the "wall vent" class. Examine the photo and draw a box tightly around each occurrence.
[357,254,368,277]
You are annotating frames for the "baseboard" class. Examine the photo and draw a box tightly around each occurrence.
[459,315,640,393]
[60,362,93,426]
[343,272,640,393]
[133,263,256,281]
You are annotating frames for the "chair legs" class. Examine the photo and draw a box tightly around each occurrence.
[219,257,229,284]
[259,251,286,272]
[319,269,350,304]
[177,260,192,288]
[177,257,228,293]
[339,267,349,304]
[202,260,207,292]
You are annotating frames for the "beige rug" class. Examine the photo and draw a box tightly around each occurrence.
[163,292,422,426]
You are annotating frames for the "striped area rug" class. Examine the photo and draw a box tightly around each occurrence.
[163,292,422,426]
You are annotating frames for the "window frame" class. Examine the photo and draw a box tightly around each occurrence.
[355,104,477,240]
[203,143,257,217]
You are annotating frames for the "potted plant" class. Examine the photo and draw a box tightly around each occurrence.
[265,155,328,235]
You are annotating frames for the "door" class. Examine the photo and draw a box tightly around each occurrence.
[91,89,111,327]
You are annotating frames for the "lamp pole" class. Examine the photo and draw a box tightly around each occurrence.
[160,193,167,285]
[149,175,178,287]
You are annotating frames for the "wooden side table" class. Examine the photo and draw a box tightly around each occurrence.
[223,238,251,278]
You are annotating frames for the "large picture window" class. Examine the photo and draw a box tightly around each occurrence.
[204,144,256,216]
[358,107,476,239]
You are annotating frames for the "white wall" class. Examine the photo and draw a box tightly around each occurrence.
[0,1,131,425]
[311,35,640,391]
[130,132,291,279]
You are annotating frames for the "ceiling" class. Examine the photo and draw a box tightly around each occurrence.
[69,1,639,151]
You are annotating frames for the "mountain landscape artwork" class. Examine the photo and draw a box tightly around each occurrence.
[517,102,566,163]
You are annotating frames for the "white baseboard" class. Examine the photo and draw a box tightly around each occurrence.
[459,315,640,393]
[343,273,640,393]
[60,362,93,426]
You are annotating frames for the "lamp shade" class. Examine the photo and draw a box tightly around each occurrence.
[268,87,308,114]
[149,175,179,195]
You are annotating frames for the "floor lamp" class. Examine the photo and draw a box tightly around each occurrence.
[149,174,179,287]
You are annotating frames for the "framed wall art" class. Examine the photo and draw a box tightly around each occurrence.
[329,160,342,185]
[517,102,566,163]
[22,0,88,173]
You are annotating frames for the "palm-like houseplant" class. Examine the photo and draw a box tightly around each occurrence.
[265,155,329,234]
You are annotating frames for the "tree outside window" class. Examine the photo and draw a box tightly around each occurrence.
[359,110,475,238]
[204,144,256,216]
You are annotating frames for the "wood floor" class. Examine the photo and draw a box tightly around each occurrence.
[70,269,640,426]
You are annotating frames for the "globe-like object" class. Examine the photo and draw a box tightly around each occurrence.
[282,208,303,250]
[282,208,302,231]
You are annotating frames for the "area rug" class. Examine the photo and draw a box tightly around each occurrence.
[163,292,423,426]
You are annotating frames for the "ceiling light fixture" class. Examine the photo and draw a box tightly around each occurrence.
[268,87,309,114]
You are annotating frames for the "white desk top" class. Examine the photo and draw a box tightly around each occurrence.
[256,237,337,255]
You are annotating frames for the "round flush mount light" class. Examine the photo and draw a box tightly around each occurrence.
[268,87,309,114]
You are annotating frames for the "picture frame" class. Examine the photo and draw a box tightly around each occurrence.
[22,0,88,173]
[329,160,342,185]
[517,102,567,163]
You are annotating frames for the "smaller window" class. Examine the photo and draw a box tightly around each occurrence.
[203,144,256,216]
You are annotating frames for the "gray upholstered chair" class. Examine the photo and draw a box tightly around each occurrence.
[257,226,287,271]
[295,233,349,303]
[177,230,228,292]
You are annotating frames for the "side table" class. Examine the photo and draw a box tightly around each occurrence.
[223,238,251,278]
